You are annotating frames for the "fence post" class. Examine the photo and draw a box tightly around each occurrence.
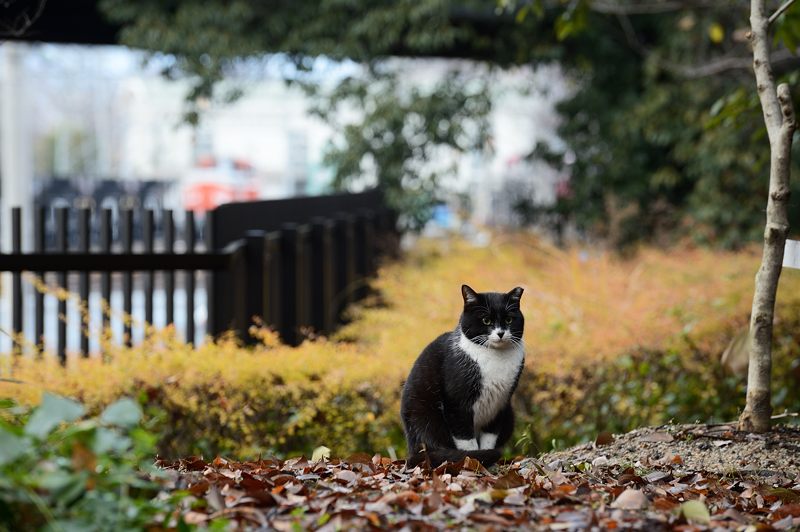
[230,242,248,344]
[121,208,133,347]
[100,208,112,345]
[78,207,91,357]
[376,207,400,258]
[296,224,311,334]
[164,210,175,327]
[56,206,68,365]
[11,207,21,356]
[185,211,196,345]
[205,209,218,337]
[353,210,377,300]
[310,218,335,334]
[362,209,377,277]
[331,214,356,325]
[241,230,267,344]
[264,231,283,337]
[34,205,45,355]
[279,223,300,345]
[352,212,367,301]
[143,209,155,330]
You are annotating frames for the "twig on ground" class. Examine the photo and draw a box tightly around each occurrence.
[771,412,799,419]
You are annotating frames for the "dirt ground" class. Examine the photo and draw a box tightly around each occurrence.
[538,423,800,477]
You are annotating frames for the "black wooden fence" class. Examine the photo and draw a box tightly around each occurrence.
[0,190,396,363]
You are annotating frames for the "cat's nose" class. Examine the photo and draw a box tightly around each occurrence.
[497,331,505,338]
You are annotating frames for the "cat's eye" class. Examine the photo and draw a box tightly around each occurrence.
[505,317,513,324]
[482,317,491,325]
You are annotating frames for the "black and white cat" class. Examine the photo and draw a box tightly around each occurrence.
[401,284,525,469]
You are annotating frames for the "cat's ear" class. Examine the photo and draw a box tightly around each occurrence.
[461,284,479,306]
[507,286,524,302]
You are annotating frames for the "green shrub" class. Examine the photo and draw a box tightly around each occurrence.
[514,318,800,454]
[0,394,181,531]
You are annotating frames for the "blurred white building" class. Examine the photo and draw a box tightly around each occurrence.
[1,43,568,230]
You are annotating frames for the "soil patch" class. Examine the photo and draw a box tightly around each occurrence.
[538,423,800,477]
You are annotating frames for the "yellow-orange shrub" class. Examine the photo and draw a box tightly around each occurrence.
[2,233,799,457]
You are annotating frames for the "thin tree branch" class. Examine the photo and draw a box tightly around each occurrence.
[591,0,731,15]
[608,15,799,81]
[662,48,800,78]
[768,0,797,25]
[752,3,783,137]
[615,13,641,51]
[0,0,48,37]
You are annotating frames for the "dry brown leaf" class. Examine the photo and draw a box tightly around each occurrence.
[494,471,526,489]
[640,432,674,443]
[595,431,615,446]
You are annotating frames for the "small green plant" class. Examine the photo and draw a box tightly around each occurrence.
[0,393,181,531]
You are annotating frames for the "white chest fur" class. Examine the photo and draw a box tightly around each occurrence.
[458,333,524,431]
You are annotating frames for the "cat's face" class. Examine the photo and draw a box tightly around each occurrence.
[459,285,524,350]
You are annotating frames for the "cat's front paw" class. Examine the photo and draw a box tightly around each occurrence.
[479,433,498,450]
[454,438,479,451]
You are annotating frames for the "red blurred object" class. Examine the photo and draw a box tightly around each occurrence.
[184,182,259,212]
[183,157,260,212]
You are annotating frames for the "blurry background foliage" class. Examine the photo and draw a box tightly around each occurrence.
[100,0,800,245]
[3,236,800,457]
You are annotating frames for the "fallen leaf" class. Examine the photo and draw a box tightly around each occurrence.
[463,456,486,473]
[364,512,382,527]
[206,485,225,512]
[504,492,527,505]
[610,489,648,510]
[653,497,678,511]
[424,491,442,513]
[182,511,210,525]
[432,470,446,491]
[461,490,493,506]
[640,432,674,443]
[494,471,526,489]
[644,471,670,483]
[681,500,710,525]
[335,470,358,484]
[312,446,331,462]
[773,503,800,518]
[470,512,515,525]
[346,452,372,464]
[188,479,210,496]
[617,473,644,486]
[595,432,614,446]
[768,488,800,504]
[182,456,207,471]
[772,515,795,530]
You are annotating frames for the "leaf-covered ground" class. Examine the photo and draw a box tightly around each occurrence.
[156,432,800,531]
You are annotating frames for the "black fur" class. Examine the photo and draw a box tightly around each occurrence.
[401,285,525,469]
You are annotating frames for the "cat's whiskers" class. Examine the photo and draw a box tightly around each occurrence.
[473,336,489,347]
[506,337,524,350]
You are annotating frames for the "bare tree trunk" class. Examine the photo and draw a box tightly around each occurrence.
[739,0,797,432]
